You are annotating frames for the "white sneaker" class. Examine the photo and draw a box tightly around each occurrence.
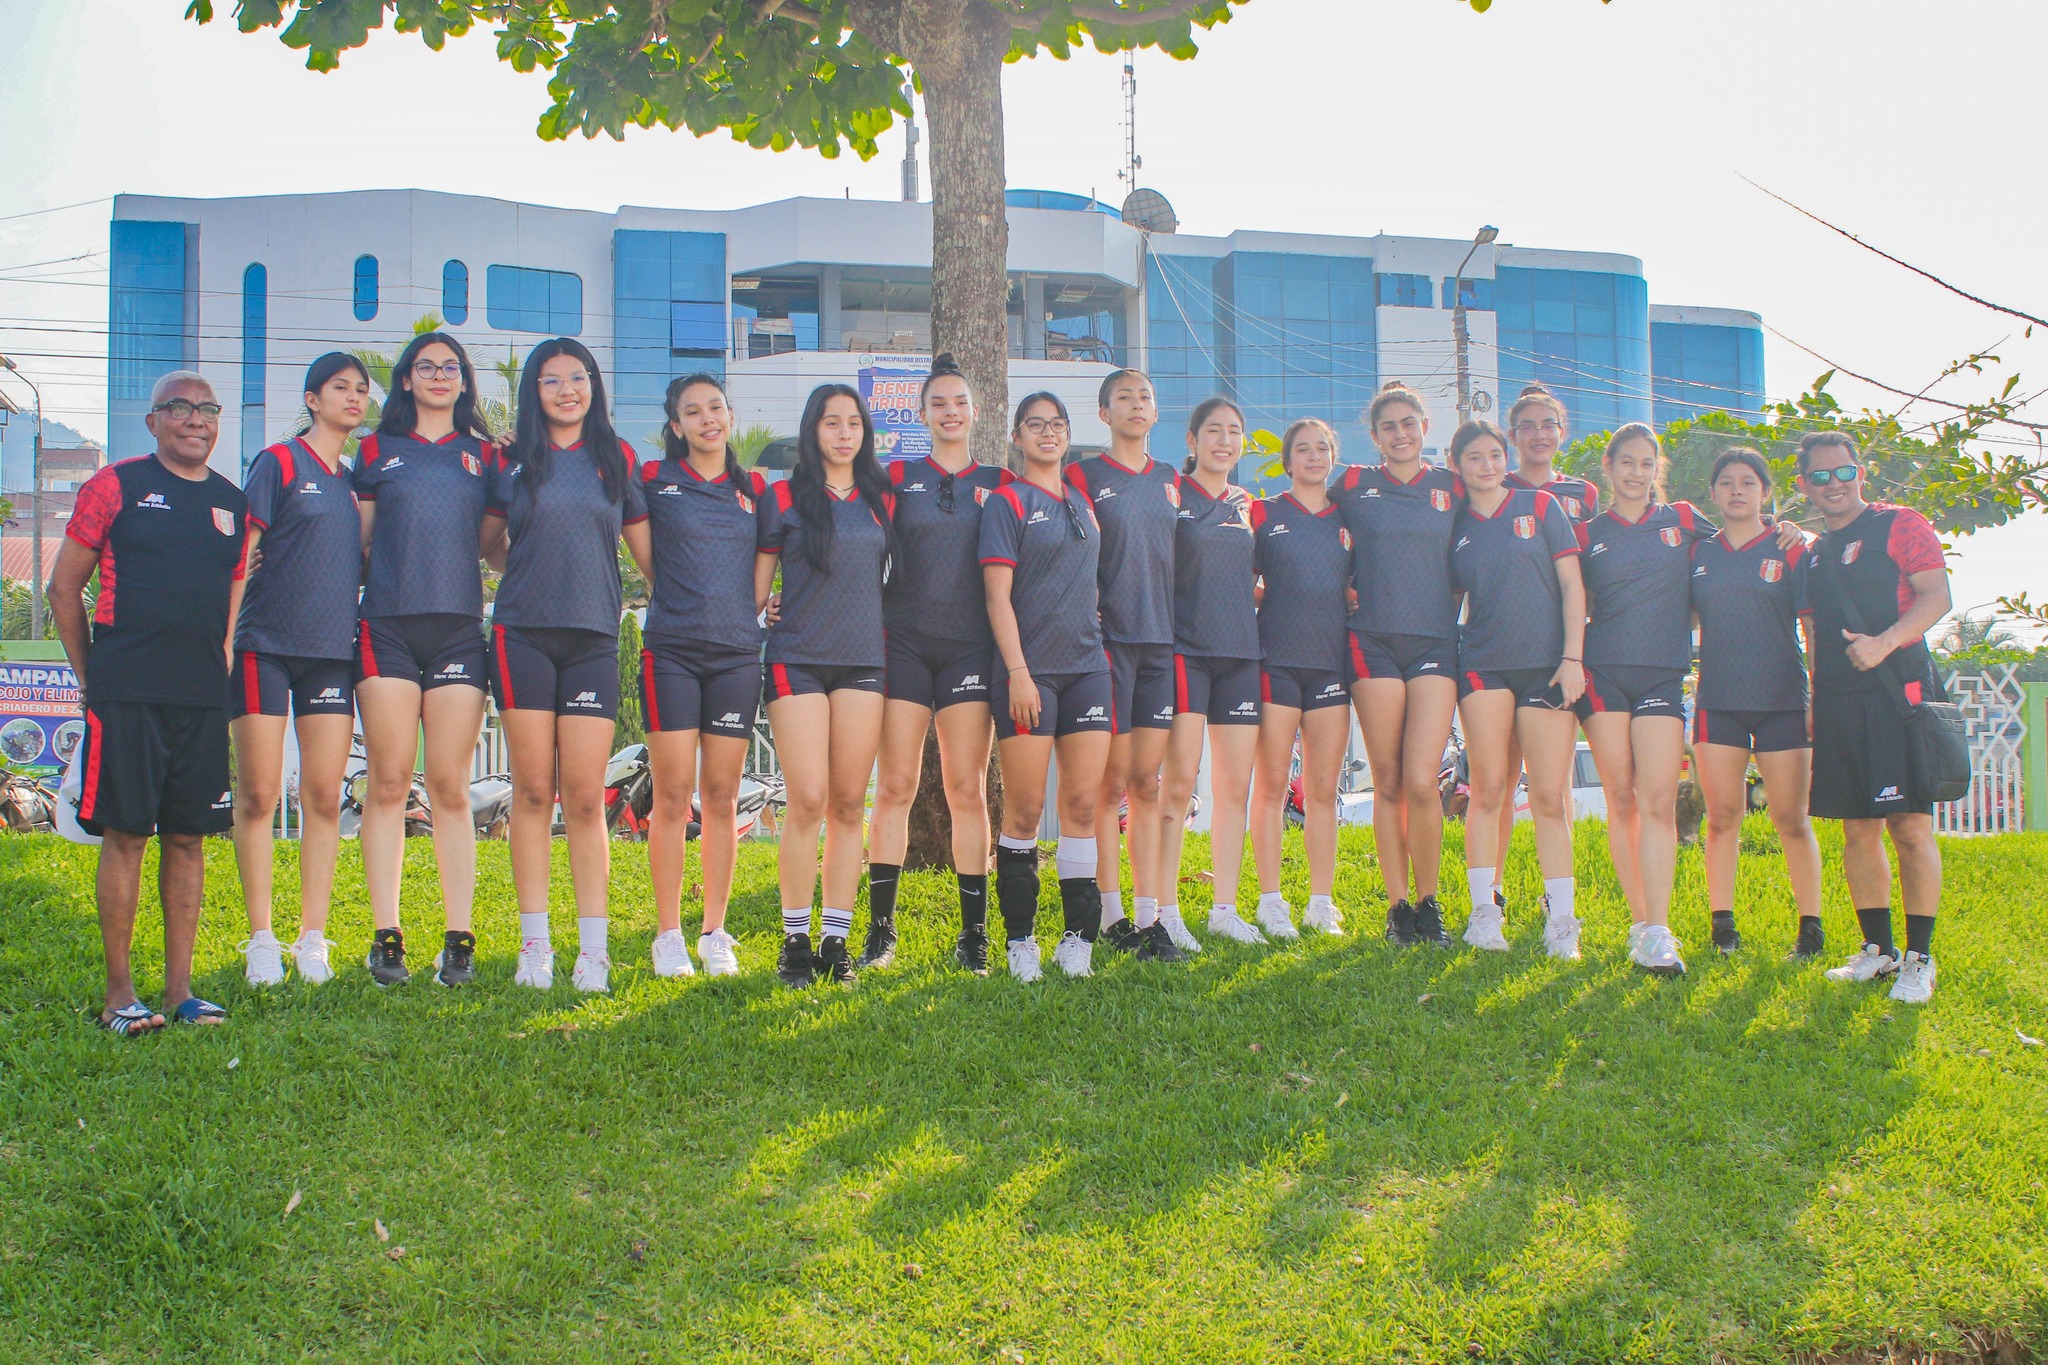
[571,951,610,994]
[1543,911,1582,961]
[1462,904,1510,952]
[651,929,695,978]
[240,931,285,986]
[1302,898,1346,935]
[1007,936,1042,983]
[1158,907,1204,954]
[1255,898,1301,941]
[1207,906,1267,945]
[1825,943,1902,983]
[698,928,741,977]
[1052,930,1094,977]
[1630,923,1687,976]
[291,930,334,984]
[514,938,555,989]
[1625,921,1648,957]
[1888,951,1936,1004]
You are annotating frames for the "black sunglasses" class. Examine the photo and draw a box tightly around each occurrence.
[1061,495,1089,540]
[936,469,956,514]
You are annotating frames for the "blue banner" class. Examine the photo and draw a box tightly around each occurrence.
[0,660,83,775]
[858,356,931,462]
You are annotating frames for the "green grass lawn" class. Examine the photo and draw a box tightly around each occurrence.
[1,821,2044,1363]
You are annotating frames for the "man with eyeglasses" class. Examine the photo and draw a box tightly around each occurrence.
[1797,430,1951,1004]
[49,371,249,1033]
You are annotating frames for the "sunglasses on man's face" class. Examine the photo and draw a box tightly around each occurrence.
[1803,464,1860,487]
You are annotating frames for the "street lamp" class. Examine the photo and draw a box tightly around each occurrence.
[0,355,44,640]
[1453,225,1500,427]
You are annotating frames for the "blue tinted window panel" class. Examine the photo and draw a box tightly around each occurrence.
[441,260,469,324]
[671,301,724,353]
[1534,332,1577,362]
[353,255,379,321]
[1578,335,1616,366]
[1532,271,1572,302]
[1240,278,1283,316]
[1283,277,1330,320]
[1576,304,1615,337]
[1572,272,1613,305]
[549,272,583,335]
[1496,298,1532,331]
[241,263,267,408]
[1533,300,1574,333]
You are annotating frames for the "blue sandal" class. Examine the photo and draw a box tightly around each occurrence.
[172,997,227,1026]
[101,1001,162,1036]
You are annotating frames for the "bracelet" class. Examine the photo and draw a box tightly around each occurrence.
[1560,656,1581,664]
[1009,664,1030,674]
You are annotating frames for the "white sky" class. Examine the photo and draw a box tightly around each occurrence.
[3,0,2045,629]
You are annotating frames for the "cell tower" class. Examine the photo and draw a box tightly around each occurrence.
[900,81,921,202]
[1118,58,1140,193]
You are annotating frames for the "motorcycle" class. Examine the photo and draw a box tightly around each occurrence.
[338,735,514,838]
[601,743,772,842]
[0,769,58,833]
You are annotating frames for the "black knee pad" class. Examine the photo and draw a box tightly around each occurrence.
[995,845,1040,942]
[1058,876,1101,941]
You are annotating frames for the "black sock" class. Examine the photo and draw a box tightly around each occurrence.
[1799,914,1822,929]
[1711,910,1736,932]
[957,873,988,936]
[1855,907,1896,957]
[1904,914,1935,957]
[867,863,901,923]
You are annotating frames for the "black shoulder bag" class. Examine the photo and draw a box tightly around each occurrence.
[1820,553,1971,804]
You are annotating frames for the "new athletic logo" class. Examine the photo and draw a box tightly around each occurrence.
[436,662,470,679]
[1660,526,1683,547]
[315,687,344,701]
[212,508,237,536]
[570,691,600,707]
[903,483,926,493]
[1266,522,1290,536]
[955,675,982,690]
[1317,682,1343,696]
[1027,508,1051,524]
[1694,564,1708,577]
[135,492,171,511]
[298,481,323,494]
[718,712,743,725]
[1513,515,1536,539]
[1231,700,1258,714]
[1841,541,1863,565]
[1875,785,1903,803]
[1430,489,1452,513]
[1588,541,1609,556]
[212,790,235,810]
[1083,706,1106,719]
[1455,536,1472,551]
[656,484,683,496]
[1760,558,1785,583]
[383,457,405,470]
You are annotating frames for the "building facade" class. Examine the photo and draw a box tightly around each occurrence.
[107,189,1766,483]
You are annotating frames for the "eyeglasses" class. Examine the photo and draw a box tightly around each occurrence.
[1020,417,1070,436]
[411,360,464,380]
[152,399,222,421]
[1512,419,1562,437]
[1804,464,1860,487]
[1061,495,1090,541]
[538,372,592,393]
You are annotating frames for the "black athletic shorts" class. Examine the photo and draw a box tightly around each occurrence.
[1695,707,1809,754]
[884,630,991,710]
[1459,665,1571,710]
[764,661,885,700]
[1577,665,1686,720]
[1810,686,1931,820]
[231,651,354,720]
[1349,630,1457,684]
[357,614,489,692]
[1173,653,1262,726]
[993,669,1114,740]
[1260,666,1349,712]
[1106,640,1175,733]
[75,702,233,837]
[640,639,760,739]
[491,624,619,719]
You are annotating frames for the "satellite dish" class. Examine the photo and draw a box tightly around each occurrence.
[1121,188,1179,234]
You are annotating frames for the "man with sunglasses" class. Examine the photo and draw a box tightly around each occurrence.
[49,371,249,1034]
[1798,431,1951,1004]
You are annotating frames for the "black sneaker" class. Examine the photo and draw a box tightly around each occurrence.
[1384,899,1416,947]
[1790,917,1826,960]
[816,934,858,985]
[954,928,990,976]
[776,932,816,988]
[856,916,897,970]
[1712,918,1744,956]
[365,928,409,986]
[1136,920,1186,963]
[1100,917,1145,953]
[1411,895,1453,947]
[434,930,476,987]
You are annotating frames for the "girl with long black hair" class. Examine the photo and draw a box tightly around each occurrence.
[638,373,769,978]
[481,338,652,994]
[866,355,1005,973]
[352,331,499,987]
[232,352,369,986]
[755,384,896,988]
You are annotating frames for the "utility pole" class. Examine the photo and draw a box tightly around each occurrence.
[0,355,43,639]
[1453,225,1500,427]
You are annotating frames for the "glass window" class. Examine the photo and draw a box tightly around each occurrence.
[1533,299,1574,333]
[241,264,267,409]
[1440,278,1495,310]
[1575,303,1615,336]
[1375,273,1432,308]
[442,260,469,325]
[671,301,724,354]
[352,255,378,322]
[487,265,584,335]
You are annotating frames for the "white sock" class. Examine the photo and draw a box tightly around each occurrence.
[577,916,608,958]
[821,906,852,940]
[1544,877,1576,921]
[1159,902,1180,923]
[1307,894,1333,913]
[1055,835,1097,880]
[782,906,811,936]
[249,927,278,944]
[1213,902,1236,921]
[998,833,1036,853]
[1258,890,1288,910]
[519,912,550,943]
[1101,891,1125,929]
[1135,896,1159,929]
[1467,867,1496,913]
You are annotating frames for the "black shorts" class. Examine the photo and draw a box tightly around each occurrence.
[1695,707,1808,754]
[75,702,233,838]
[1810,686,1930,820]
[884,631,991,710]
[358,614,488,691]
[491,624,619,719]
[1459,665,1571,710]
[1349,630,1457,684]
[1106,640,1175,733]
[764,661,885,700]
[1173,654,1262,726]
[994,669,1114,740]
[1260,666,1349,712]
[1577,665,1686,720]
[230,651,354,720]
[640,640,760,739]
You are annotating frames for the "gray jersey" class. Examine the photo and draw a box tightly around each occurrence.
[979,473,1104,676]
[1065,454,1180,647]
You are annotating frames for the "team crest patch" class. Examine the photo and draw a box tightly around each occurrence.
[1841,541,1862,565]
[974,486,991,506]
[212,508,236,536]
[1562,496,1583,518]
[462,452,482,476]
[1513,515,1536,540]
[737,493,755,515]
[1339,527,1353,552]
[1430,489,1452,512]
[1660,526,1682,547]
[1163,482,1180,508]
[1760,558,1785,583]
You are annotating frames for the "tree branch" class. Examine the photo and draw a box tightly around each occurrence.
[993,0,1226,29]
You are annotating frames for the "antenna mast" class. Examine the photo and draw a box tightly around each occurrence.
[1119,58,1141,191]
[900,81,921,202]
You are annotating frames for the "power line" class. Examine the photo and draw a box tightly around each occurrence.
[0,196,114,226]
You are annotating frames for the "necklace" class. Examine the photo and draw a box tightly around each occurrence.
[826,481,855,495]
